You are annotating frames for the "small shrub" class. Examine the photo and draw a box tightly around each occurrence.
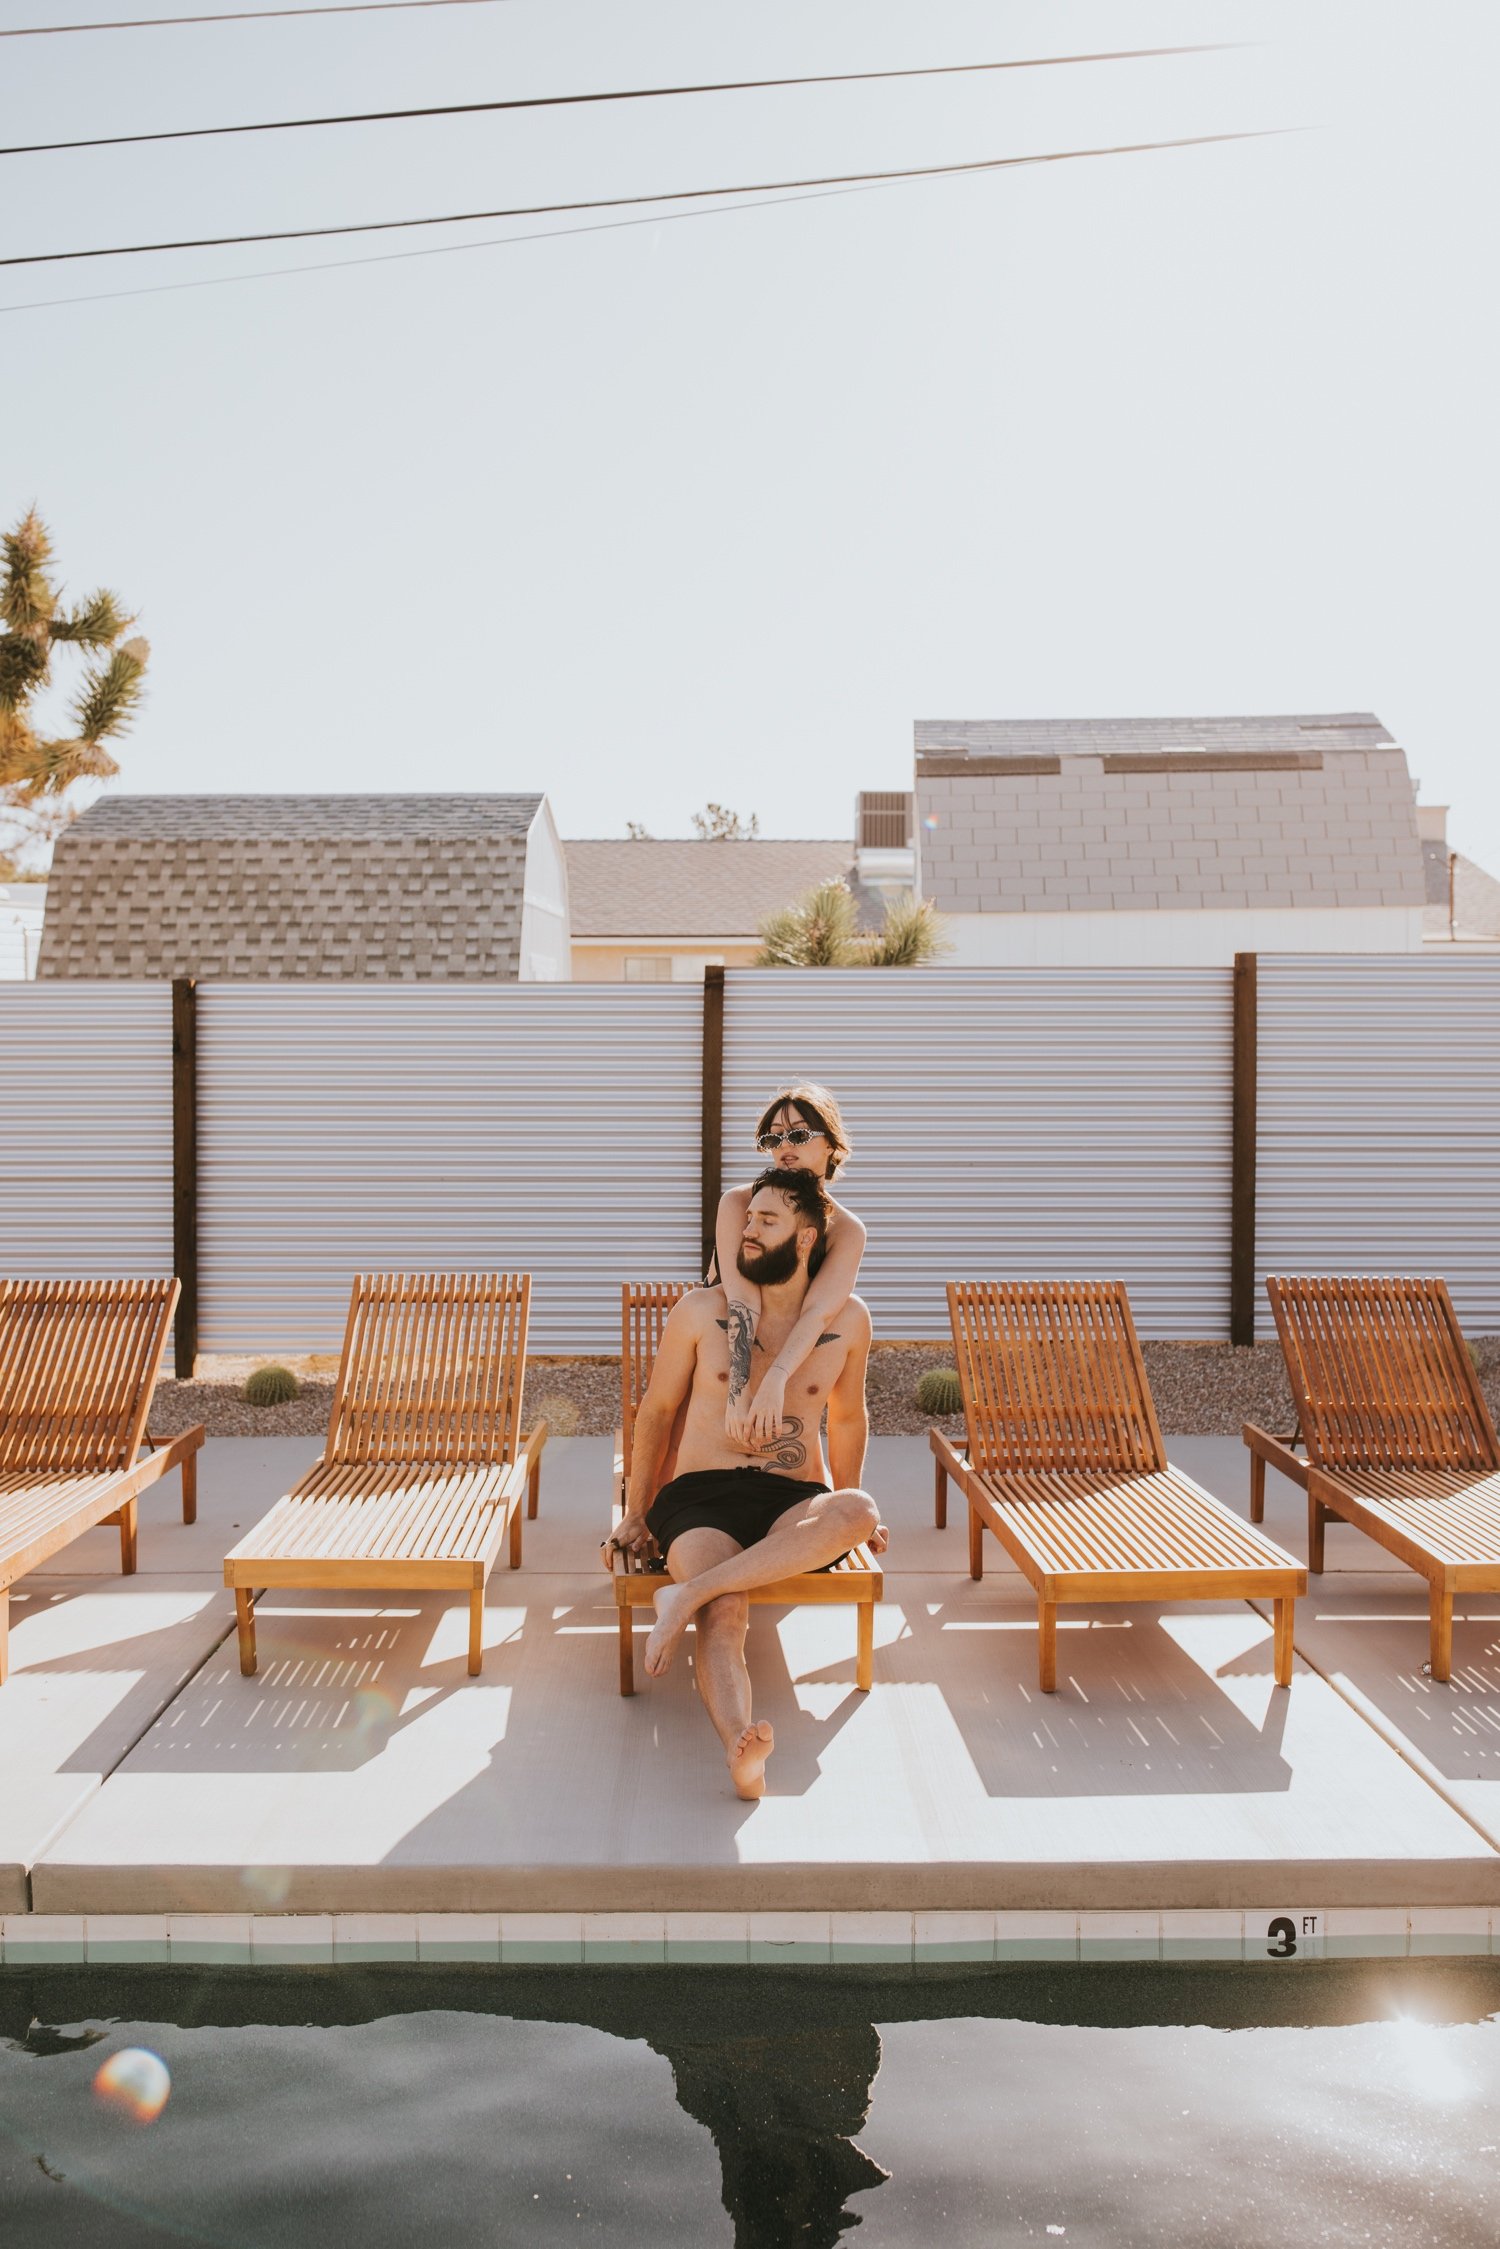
[245,1364,300,1407]
[917,1367,963,1417]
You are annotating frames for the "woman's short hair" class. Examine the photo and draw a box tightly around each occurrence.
[753,1083,852,1178]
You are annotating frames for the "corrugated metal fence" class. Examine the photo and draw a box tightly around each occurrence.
[5,960,1499,1355]
[196,984,703,1354]
[1255,956,1500,1338]
[722,969,1232,1339]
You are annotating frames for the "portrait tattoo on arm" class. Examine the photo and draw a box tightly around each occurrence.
[721,1305,756,1406]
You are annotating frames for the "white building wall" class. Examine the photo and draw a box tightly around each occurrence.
[0,884,47,979]
[941,904,1424,967]
[518,798,571,981]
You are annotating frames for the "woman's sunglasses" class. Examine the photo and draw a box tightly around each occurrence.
[756,1126,827,1151]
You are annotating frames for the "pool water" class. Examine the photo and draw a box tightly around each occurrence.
[3,1963,1500,2245]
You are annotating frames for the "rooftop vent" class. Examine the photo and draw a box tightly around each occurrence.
[857,791,913,850]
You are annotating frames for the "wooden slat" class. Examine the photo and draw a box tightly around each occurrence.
[619,1281,689,1479]
[322,1272,531,1466]
[946,1281,1166,1476]
[1268,1276,1499,1473]
[0,1278,178,1474]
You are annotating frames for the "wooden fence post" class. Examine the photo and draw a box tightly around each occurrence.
[1231,951,1257,1347]
[172,976,199,1378]
[701,966,725,1277]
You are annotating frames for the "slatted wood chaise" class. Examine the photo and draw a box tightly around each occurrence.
[224,1273,548,1678]
[931,1280,1305,1690]
[0,1277,204,1686]
[608,1281,882,1695]
[1246,1276,1500,1682]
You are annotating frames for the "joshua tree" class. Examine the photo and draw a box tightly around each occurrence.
[692,802,759,841]
[0,510,148,858]
[755,879,952,969]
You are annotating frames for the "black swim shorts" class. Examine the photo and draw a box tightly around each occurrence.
[646,1467,832,1560]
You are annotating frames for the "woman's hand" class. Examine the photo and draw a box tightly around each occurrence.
[737,1367,790,1450]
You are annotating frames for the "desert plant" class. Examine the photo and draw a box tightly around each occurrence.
[756,879,863,967]
[1,510,148,809]
[244,1364,300,1407]
[916,1367,963,1416]
[865,891,953,968]
[756,879,952,969]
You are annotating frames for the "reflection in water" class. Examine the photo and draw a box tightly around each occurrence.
[657,2022,889,2246]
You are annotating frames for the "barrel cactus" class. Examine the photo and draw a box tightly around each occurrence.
[917,1367,963,1417]
[245,1364,300,1407]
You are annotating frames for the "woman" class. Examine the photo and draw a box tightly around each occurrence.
[712,1083,867,1449]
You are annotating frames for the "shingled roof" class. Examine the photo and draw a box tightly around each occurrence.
[914,713,1424,916]
[38,793,547,979]
[565,838,859,937]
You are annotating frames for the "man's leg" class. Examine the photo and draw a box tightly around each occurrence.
[663,1527,773,1798]
[645,1485,879,1680]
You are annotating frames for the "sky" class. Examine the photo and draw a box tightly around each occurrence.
[5,0,1499,861]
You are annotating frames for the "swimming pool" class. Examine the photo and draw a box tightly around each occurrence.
[3,1962,1499,2245]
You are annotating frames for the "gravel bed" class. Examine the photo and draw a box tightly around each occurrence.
[147,1338,1500,1443]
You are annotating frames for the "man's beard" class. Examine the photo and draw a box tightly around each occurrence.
[736,1235,801,1287]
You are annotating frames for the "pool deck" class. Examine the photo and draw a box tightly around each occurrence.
[5,1435,1500,1950]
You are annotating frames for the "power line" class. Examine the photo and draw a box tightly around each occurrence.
[0,177,914,314]
[2,0,510,36]
[0,130,1277,268]
[1,46,1231,159]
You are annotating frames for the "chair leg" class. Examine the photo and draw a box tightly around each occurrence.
[468,1586,484,1676]
[618,1605,635,1697]
[934,1457,947,1530]
[527,1459,541,1521]
[119,1497,138,1576]
[181,1448,198,1526]
[1430,1585,1454,1683]
[234,1587,257,1677]
[1249,1451,1265,1525]
[856,1599,874,1692]
[0,1589,8,1687]
[1037,1601,1057,1693]
[1308,1491,1327,1575]
[968,1503,984,1582]
[508,1497,523,1569]
[1273,1596,1294,1687]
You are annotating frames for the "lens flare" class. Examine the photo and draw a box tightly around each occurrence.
[94,2046,171,2123]
[922,814,939,831]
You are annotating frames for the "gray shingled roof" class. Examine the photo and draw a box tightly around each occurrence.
[914,714,1424,917]
[39,793,543,980]
[565,838,858,937]
[915,713,1396,756]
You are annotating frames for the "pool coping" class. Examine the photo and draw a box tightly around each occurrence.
[0,1907,1492,1969]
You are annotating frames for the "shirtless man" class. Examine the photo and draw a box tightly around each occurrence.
[606,1166,885,1799]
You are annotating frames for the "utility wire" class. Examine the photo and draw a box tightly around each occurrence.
[1,45,1231,159]
[0,176,911,314]
[2,0,510,36]
[0,129,1277,268]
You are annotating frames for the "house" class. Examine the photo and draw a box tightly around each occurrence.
[1418,803,1500,947]
[565,836,863,981]
[913,713,1426,964]
[0,882,47,980]
[37,794,570,980]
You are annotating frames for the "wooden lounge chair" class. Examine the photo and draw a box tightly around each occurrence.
[0,1277,204,1686]
[608,1281,882,1696]
[224,1273,548,1678]
[1247,1275,1500,1682]
[931,1280,1305,1690]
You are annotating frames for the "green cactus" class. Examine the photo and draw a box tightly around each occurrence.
[917,1367,963,1417]
[245,1364,300,1407]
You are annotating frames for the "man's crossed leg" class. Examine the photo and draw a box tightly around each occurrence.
[647,1484,880,1798]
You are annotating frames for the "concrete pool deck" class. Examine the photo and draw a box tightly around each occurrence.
[5,1437,1500,1942]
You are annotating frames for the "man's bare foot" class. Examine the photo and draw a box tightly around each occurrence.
[729,1720,774,1799]
[643,1582,696,1678]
